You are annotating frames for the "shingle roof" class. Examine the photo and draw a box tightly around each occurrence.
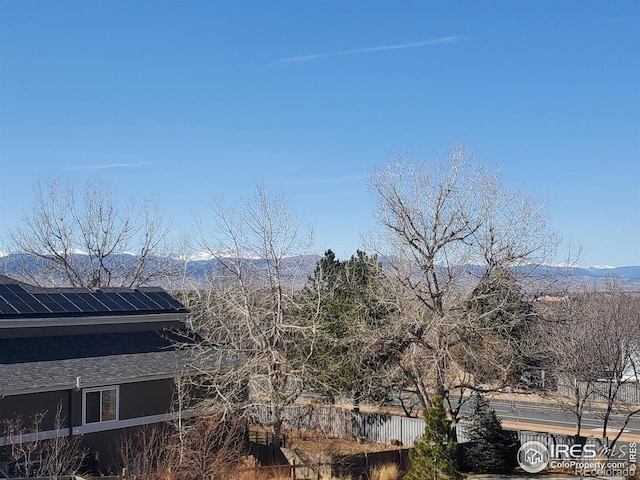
[0,275,187,319]
[0,350,193,395]
[0,330,183,364]
[0,330,219,395]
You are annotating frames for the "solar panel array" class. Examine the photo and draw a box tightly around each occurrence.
[0,281,185,317]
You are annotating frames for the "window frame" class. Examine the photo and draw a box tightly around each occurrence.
[82,385,120,425]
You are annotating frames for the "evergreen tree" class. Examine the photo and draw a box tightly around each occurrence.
[458,267,540,386]
[296,250,393,403]
[463,392,518,473]
[406,396,462,480]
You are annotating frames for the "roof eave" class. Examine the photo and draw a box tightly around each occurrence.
[0,311,188,330]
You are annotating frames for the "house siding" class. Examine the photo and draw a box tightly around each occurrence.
[0,390,74,431]
[1,379,181,474]
[119,379,174,420]
[1,379,176,429]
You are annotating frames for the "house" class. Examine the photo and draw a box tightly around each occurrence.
[0,275,192,473]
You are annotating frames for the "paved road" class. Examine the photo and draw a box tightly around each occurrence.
[387,393,640,439]
[480,399,640,438]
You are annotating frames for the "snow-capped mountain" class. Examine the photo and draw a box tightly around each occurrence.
[189,246,264,261]
[0,251,638,290]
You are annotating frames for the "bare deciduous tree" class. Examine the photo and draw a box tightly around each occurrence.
[367,144,558,417]
[7,176,174,288]
[186,184,316,448]
[118,424,178,479]
[1,404,86,477]
[1,411,47,477]
[118,414,246,480]
[178,414,247,479]
[538,295,600,436]
[543,281,640,446]
[590,282,640,447]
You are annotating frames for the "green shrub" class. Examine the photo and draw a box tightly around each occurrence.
[463,392,518,473]
[406,396,462,480]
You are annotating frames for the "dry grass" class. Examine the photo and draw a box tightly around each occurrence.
[235,430,401,479]
[235,468,291,480]
[370,463,400,480]
[234,471,351,480]
[225,470,353,480]
[288,430,391,455]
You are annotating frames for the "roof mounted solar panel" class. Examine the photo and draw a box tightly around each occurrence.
[0,285,15,296]
[43,293,81,314]
[61,293,100,312]
[5,284,27,294]
[16,292,51,314]
[92,291,130,312]
[115,291,153,310]
[35,293,73,315]
[142,291,183,310]
[0,276,187,320]
[0,297,19,314]
[136,292,164,310]
[0,292,37,315]
[81,295,109,311]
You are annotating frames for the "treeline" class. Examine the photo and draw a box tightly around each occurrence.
[2,145,639,478]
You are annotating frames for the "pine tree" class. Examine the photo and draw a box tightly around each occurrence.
[406,396,462,480]
[463,392,518,473]
[460,267,539,386]
[297,250,393,403]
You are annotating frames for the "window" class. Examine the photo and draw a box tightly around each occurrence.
[83,386,119,424]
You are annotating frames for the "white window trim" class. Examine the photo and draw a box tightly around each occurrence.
[82,385,120,426]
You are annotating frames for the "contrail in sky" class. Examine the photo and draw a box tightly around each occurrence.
[275,35,462,63]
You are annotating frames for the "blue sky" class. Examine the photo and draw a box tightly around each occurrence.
[1,1,638,266]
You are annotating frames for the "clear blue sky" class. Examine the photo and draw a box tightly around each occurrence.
[1,1,638,266]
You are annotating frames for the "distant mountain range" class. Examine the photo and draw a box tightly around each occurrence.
[533,264,640,290]
[0,252,639,290]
